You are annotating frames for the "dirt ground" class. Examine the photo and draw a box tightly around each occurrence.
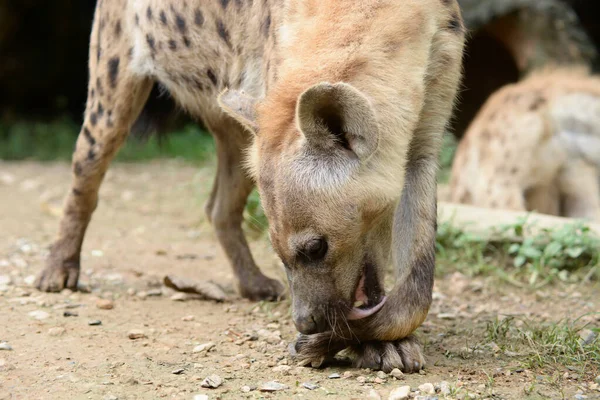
[0,161,599,400]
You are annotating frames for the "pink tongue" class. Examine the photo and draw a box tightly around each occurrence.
[347,273,387,321]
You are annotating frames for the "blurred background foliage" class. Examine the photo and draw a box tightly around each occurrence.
[0,0,599,162]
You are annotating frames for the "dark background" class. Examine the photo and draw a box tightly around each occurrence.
[0,0,599,143]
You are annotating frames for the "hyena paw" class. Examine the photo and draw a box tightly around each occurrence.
[351,335,425,373]
[238,274,286,301]
[36,257,80,292]
[289,333,346,368]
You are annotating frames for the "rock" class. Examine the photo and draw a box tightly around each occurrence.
[389,385,411,400]
[302,382,319,390]
[28,310,50,320]
[127,330,147,340]
[357,376,367,384]
[103,395,118,400]
[127,288,136,296]
[136,291,148,300]
[201,375,223,388]
[0,342,12,351]
[374,377,385,384]
[193,342,215,353]
[367,389,382,400]
[376,371,388,380]
[437,313,457,320]
[182,315,195,321]
[96,299,114,310]
[48,327,66,337]
[193,395,209,400]
[579,329,597,346]
[390,368,404,379]
[147,289,162,297]
[170,293,188,301]
[63,311,78,317]
[241,386,253,393]
[439,381,451,396]
[343,371,354,378]
[0,275,11,286]
[328,373,341,379]
[23,275,36,287]
[172,368,185,375]
[88,320,102,326]
[272,365,291,374]
[260,381,288,392]
[418,383,435,395]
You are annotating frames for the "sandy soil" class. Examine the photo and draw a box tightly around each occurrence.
[0,161,598,400]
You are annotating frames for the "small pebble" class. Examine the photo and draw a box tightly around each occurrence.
[439,381,451,396]
[376,371,387,380]
[272,365,291,374]
[127,330,147,340]
[0,342,12,351]
[182,315,195,321]
[241,386,253,393]
[259,381,288,392]
[136,291,148,300]
[96,299,114,310]
[88,320,102,326]
[147,289,162,297]
[103,395,117,400]
[374,377,385,384]
[201,374,223,388]
[328,373,341,379]
[193,395,209,400]
[127,288,136,296]
[48,327,66,337]
[63,311,78,317]
[367,389,382,400]
[302,382,319,390]
[0,275,11,285]
[170,293,188,301]
[172,368,185,375]
[193,342,215,353]
[28,310,50,320]
[390,368,404,379]
[388,385,411,400]
[418,383,435,395]
[343,371,354,378]
[437,313,457,320]
[357,376,367,384]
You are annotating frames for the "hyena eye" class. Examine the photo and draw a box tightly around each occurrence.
[300,238,328,263]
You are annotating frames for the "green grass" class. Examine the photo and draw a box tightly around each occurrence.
[436,218,600,287]
[485,315,600,376]
[0,118,215,163]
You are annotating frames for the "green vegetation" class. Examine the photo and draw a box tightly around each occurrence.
[436,217,599,287]
[0,119,215,163]
[485,316,600,376]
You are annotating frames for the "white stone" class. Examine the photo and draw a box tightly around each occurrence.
[388,385,411,400]
[28,310,50,320]
[418,383,435,395]
[193,342,215,353]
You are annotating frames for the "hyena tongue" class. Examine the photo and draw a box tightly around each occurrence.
[347,273,387,321]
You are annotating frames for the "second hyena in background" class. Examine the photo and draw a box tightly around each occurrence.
[451,68,600,222]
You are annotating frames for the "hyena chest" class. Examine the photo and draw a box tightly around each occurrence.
[126,0,274,118]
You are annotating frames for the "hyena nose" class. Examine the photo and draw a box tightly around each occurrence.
[293,311,326,334]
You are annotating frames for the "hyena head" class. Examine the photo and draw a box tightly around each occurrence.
[219,82,398,334]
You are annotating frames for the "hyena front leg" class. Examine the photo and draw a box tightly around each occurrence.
[37,11,153,291]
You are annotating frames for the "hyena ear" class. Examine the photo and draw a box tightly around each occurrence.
[296,82,379,161]
[218,88,259,134]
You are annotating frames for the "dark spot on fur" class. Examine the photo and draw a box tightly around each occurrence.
[193,78,205,91]
[183,36,191,47]
[175,14,187,33]
[529,97,546,111]
[511,167,518,175]
[107,110,112,117]
[207,69,218,86]
[160,10,167,24]
[97,102,104,118]
[127,47,134,59]
[168,39,177,50]
[447,13,464,33]
[194,9,204,26]
[262,13,271,37]
[114,20,122,37]
[146,6,153,20]
[96,77,104,96]
[216,19,232,48]
[83,127,96,146]
[74,162,83,176]
[72,188,82,196]
[90,113,98,126]
[91,88,95,98]
[87,148,96,161]
[146,33,156,54]
[235,0,243,8]
[220,0,230,9]
[135,13,140,25]
[108,57,120,89]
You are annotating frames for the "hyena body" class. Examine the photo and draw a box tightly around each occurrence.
[37,0,465,372]
[450,68,600,221]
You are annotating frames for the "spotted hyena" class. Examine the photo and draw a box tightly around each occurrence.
[36,0,465,371]
[450,67,600,222]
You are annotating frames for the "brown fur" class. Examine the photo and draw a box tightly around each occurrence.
[450,67,600,222]
[36,0,465,372]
